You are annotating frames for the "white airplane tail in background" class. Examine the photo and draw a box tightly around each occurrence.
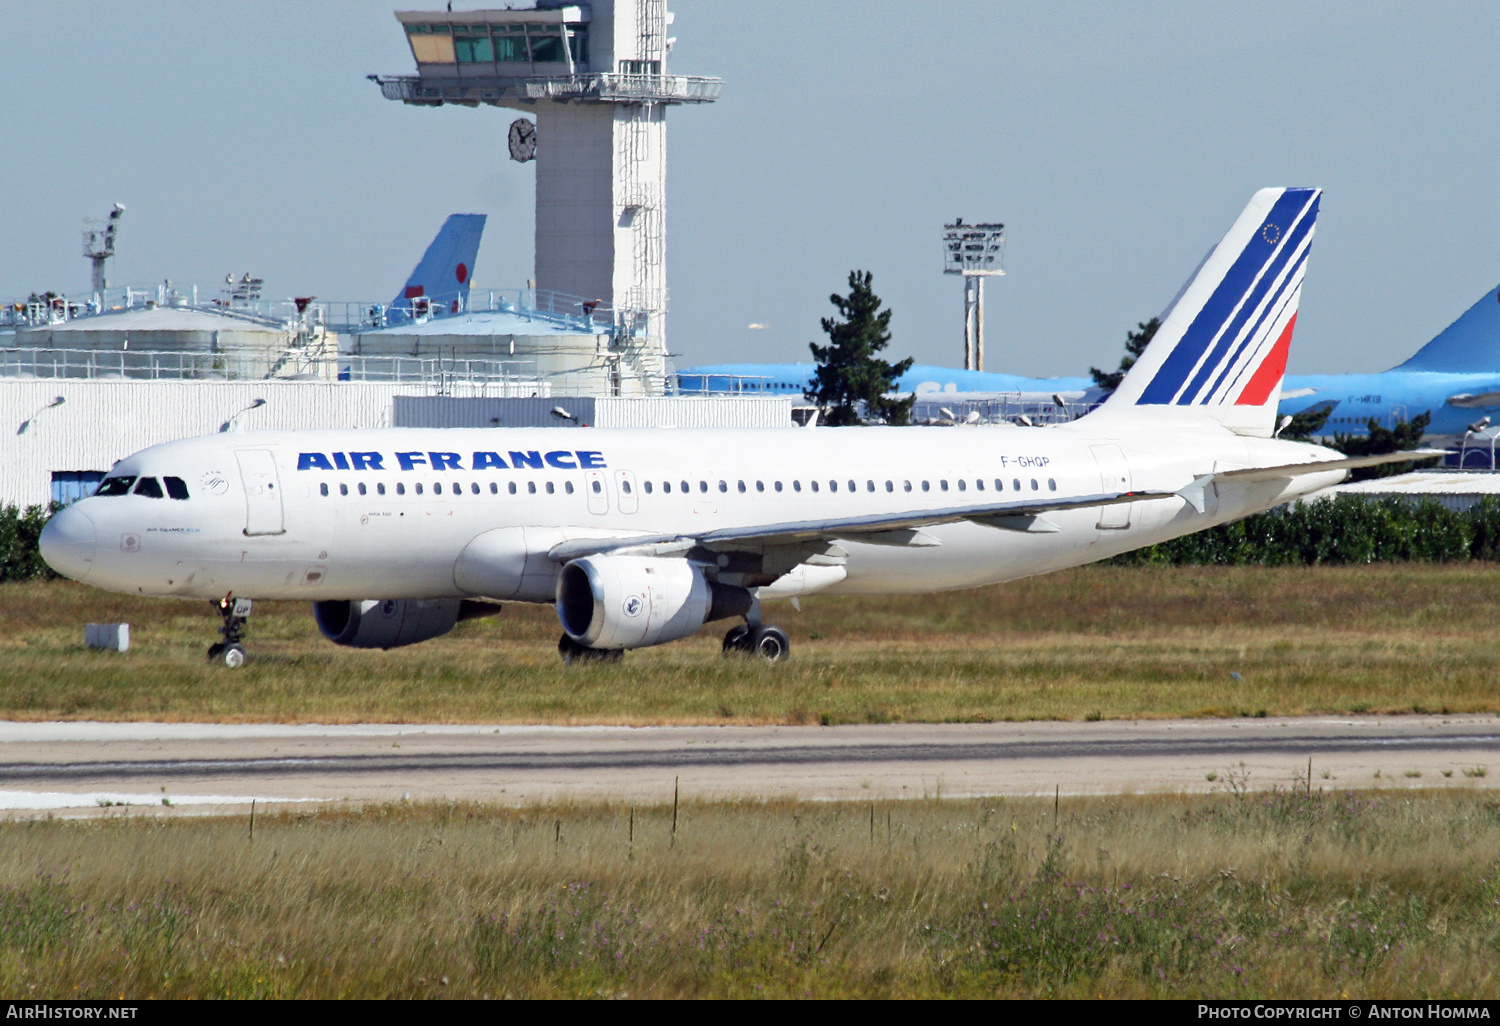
[1102,187,1321,437]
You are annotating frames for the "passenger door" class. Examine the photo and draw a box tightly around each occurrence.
[236,449,285,536]
[584,470,609,515]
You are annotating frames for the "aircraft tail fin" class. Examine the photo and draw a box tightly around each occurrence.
[389,213,486,321]
[1101,187,1321,437]
[1392,282,1500,374]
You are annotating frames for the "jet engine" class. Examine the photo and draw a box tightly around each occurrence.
[556,556,753,650]
[313,598,500,650]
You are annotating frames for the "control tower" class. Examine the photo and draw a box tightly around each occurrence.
[370,2,721,380]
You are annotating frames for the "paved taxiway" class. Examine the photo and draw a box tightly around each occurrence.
[0,715,1496,813]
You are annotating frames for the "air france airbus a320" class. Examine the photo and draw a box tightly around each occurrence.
[40,188,1426,667]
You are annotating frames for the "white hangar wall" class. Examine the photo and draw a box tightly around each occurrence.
[0,380,411,507]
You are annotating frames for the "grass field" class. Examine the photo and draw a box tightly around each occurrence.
[3,563,1500,724]
[3,791,1498,998]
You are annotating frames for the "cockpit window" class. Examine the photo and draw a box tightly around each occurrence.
[133,477,164,499]
[163,476,190,500]
[95,476,135,497]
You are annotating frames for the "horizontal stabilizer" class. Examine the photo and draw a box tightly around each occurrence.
[1175,450,1445,513]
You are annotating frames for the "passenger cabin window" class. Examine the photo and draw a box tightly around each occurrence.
[358,482,367,496]
[163,476,190,500]
[490,482,498,494]
[95,476,135,497]
[379,483,387,496]
[718,480,728,493]
[680,480,689,493]
[527,482,537,494]
[645,481,654,494]
[339,483,349,496]
[416,483,424,495]
[565,481,575,494]
[397,483,406,495]
[471,482,480,495]
[133,477,164,499]
[810,481,820,493]
[1048,478,1058,491]
[546,482,555,495]
[320,482,329,497]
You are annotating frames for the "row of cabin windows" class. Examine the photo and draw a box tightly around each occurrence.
[316,476,1060,498]
[94,475,190,500]
[643,477,1059,495]
[318,480,585,498]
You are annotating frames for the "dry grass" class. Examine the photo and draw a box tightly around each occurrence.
[2,791,1498,998]
[2,563,1500,723]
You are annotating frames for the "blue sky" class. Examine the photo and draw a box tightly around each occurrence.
[3,1,1499,377]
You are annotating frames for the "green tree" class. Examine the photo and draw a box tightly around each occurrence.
[1090,318,1160,393]
[0,503,59,582]
[1330,411,1439,481]
[806,270,914,426]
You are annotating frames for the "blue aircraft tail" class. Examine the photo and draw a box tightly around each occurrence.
[1391,282,1500,374]
[389,214,486,321]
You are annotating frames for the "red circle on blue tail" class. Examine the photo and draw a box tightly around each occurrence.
[455,263,468,284]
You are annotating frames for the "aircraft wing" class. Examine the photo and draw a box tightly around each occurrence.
[1175,449,1444,513]
[546,487,1179,562]
[1446,390,1500,409]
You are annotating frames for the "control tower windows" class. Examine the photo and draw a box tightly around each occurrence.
[406,25,456,64]
[494,25,527,63]
[454,31,494,64]
[526,25,565,63]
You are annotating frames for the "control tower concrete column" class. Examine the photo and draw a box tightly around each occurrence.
[370,1,720,390]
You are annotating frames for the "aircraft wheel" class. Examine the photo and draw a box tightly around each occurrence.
[220,643,247,669]
[722,624,752,655]
[748,625,790,662]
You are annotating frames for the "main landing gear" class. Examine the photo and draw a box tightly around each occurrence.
[723,623,791,662]
[208,596,253,668]
[557,634,623,665]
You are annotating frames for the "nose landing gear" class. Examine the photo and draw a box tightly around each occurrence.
[207,596,252,668]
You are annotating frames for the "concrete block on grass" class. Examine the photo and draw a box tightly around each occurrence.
[85,623,130,652]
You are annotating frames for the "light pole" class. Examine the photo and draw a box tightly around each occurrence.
[942,220,1006,371]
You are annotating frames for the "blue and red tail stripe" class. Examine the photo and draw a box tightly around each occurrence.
[1136,188,1320,406]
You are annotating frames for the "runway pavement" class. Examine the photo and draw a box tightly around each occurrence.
[0,715,1497,814]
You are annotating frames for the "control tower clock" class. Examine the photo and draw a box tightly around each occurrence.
[508,118,537,163]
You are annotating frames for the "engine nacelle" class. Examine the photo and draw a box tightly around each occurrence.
[313,598,499,650]
[556,556,753,650]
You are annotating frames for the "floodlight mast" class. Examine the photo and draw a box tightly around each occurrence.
[942,220,1005,371]
[82,204,125,296]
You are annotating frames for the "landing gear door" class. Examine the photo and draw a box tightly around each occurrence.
[614,470,639,514]
[1090,444,1132,530]
[236,449,285,536]
[584,470,609,515]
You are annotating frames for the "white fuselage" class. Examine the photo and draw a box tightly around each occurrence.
[41,418,1343,604]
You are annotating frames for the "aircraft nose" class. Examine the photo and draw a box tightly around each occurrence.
[39,505,96,583]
